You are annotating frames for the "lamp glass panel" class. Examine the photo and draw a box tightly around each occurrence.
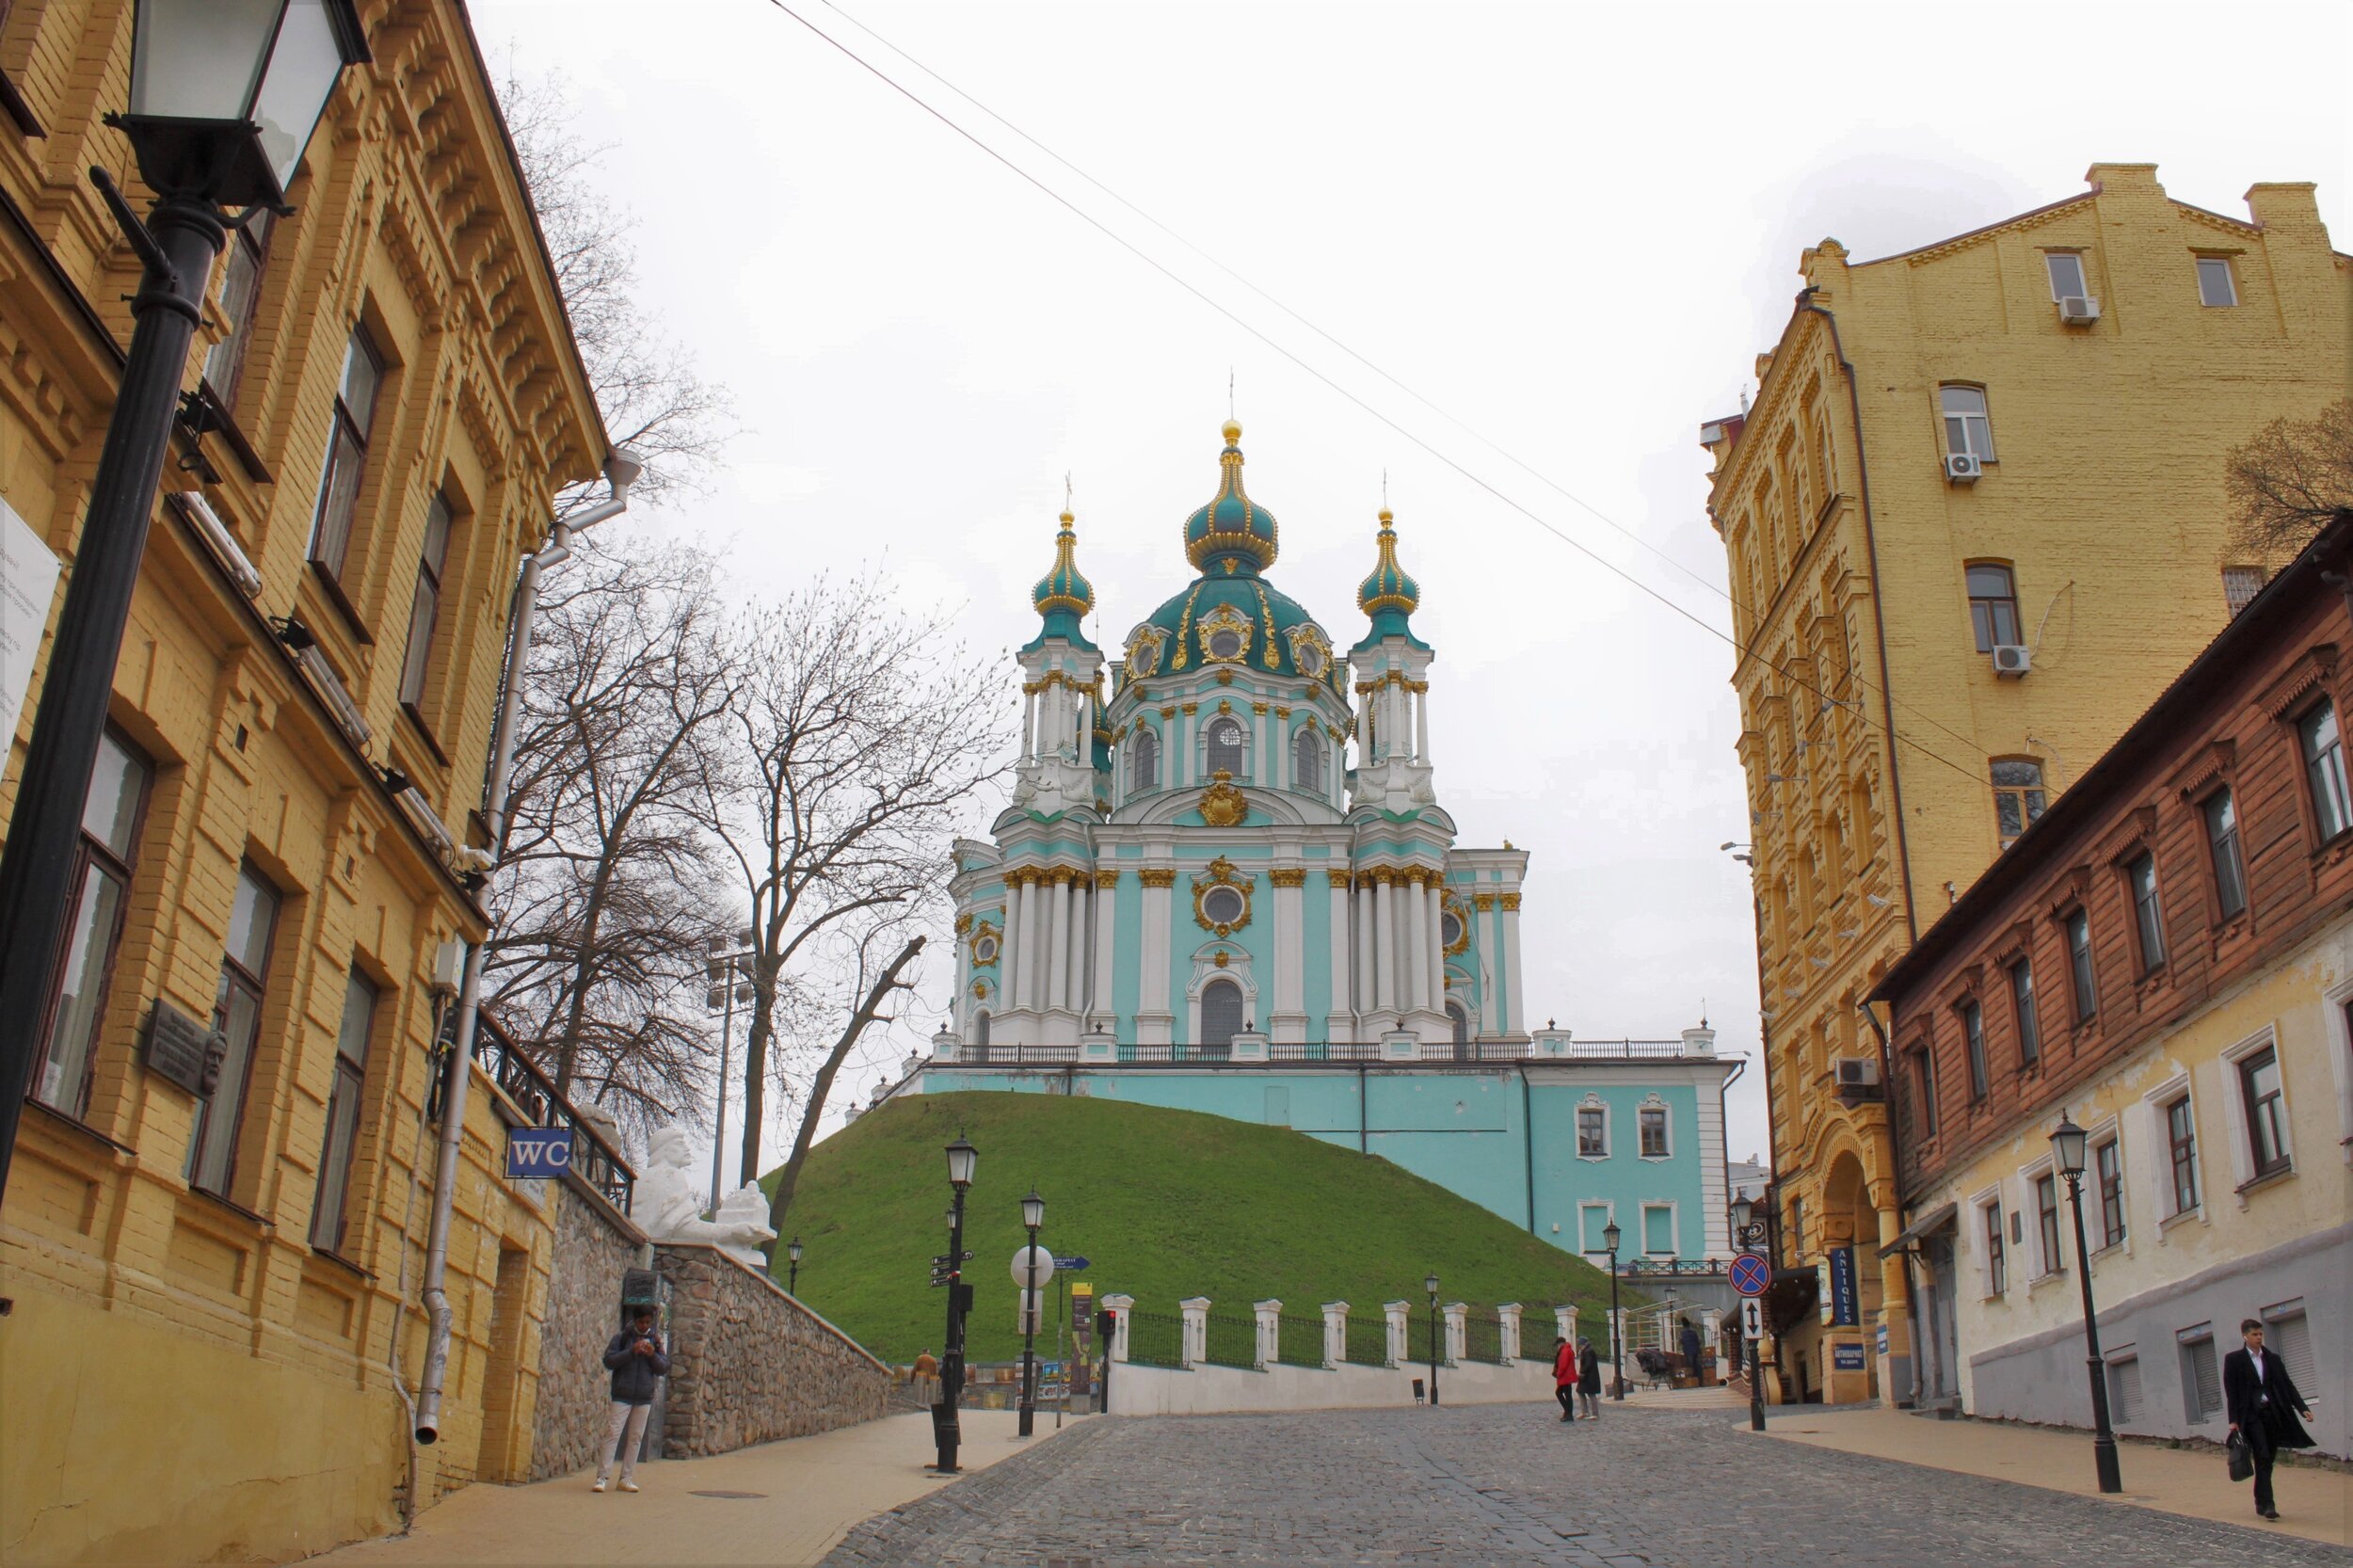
[250,0,350,189]
[1603,1220,1622,1251]
[2050,1118,2089,1177]
[1423,1273,1439,1297]
[1022,1192,1045,1228]
[945,1138,977,1186]
[131,0,281,121]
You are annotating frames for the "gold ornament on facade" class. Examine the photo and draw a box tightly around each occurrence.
[1197,600,1256,665]
[1274,706,1291,719]
[1216,669,1235,686]
[953,912,973,935]
[1193,856,1255,936]
[1500,892,1522,911]
[1095,869,1121,889]
[1328,870,1353,887]
[1212,950,1230,968]
[971,981,987,999]
[1269,868,1308,888]
[1138,868,1178,888]
[1217,699,1232,713]
[967,921,1002,968]
[1198,769,1248,827]
[1473,893,1496,911]
[1252,701,1268,714]
[1180,702,1199,715]
[1160,706,1176,719]
[1440,891,1472,955]
[1128,626,1165,678]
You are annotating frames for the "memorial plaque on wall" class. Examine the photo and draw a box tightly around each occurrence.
[144,998,225,1096]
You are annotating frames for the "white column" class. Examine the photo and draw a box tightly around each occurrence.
[1501,895,1525,1034]
[1021,688,1036,760]
[1558,1305,1577,1347]
[1273,872,1304,1038]
[1273,717,1289,792]
[1373,876,1396,1013]
[1091,873,1117,1024]
[1254,1299,1281,1369]
[1140,872,1174,1042]
[1478,899,1499,1035]
[1048,873,1071,1013]
[1103,1294,1135,1364]
[1353,876,1375,1016]
[1427,881,1447,1016]
[1179,1297,1210,1368]
[1000,877,1026,1017]
[1444,1303,1467,1364]
[1327,872,1353,1038]
[1415,683,1430,761]
[1404,877,1430,1014]
[1255,712,1269,784]
[1022,874,1047,1013]
[1321,1302,1349,1368]
[1498,1303,1523,1364]
[1385,1301,1411,1367]
[1074,880,1096,1014]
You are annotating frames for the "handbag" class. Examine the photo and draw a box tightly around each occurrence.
[2227,1432,2254,1482]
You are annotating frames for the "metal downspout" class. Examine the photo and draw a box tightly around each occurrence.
[1357,1062,1368,1154]
[1517,1065,1535,1233]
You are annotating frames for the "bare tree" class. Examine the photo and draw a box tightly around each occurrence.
[2225,398,2353,561]
[484,538,743,1135]
[705,574,1010,1188]
[498,66,736,511]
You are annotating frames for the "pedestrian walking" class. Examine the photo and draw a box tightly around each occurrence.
[1577,1336,1602,1418]
[594,1307,669,1493]
[1552,1336,1577,1422]
[1679,1320,1702,1382]
[2223,1317,2317,1522]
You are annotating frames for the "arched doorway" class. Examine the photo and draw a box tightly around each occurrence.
[1446,1001,1469,1059]
[972,1010,990,1048]
[1200,978,1242,1057]
[1820,1149,1884,1403]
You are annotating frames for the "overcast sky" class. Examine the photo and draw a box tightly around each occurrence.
[472,0,2350,1177]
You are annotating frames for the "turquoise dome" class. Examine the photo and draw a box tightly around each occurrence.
[1028,511,1096,649]
[1183,421,1279,577]
[1354,508,1425,648]
[1133,571,1337,685]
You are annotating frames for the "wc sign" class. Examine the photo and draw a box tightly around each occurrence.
[505,1127,573,1178]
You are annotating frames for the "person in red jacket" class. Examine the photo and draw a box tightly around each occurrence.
[1552,1336,1577,1422]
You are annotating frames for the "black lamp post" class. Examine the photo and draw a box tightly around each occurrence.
[0,0,369,1205]
[2051,1114,2123,1494]
[786,1236,803,1297]
[1731,1195,1768,1432]
[1603,1218,1625,1400]
[1018,1187,1045,1437]
[933,1133,977,1473]
[1424,1271,1441,1406]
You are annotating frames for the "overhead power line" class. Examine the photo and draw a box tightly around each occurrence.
[756,0,1995,798]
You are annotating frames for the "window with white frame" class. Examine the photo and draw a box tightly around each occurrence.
[2299,700,2351,842]
[1205,717,1245,778]
[1638,1102,1670,1158]
[1641,1203,1675,1256]
[2195,255,2237,307]
[1940,385,1995,462]
[1292,727,1323,793]
[2162,1090,2200,1217]
[2031,1168,2063,1279]
[1579,1203,1614,1254]
[2093,1130,2126,1250]
[1576,1101,1609,1159]
[1978,1193,2007,1295]
[310,326,385,581]
[2232,1039,2292,1182]
[2177,1324,2223,1424]
[1129,727,1160,792]
[2044,250,2089,301]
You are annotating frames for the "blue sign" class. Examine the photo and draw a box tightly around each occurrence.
[1833,1341,1867,1371]
[1730,1255,1771,1297]
[505,1127,572,1178]
[1053,1255,1090,1271]
[1827,1246,1860,1327]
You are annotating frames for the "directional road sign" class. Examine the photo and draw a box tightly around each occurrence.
[1730,1254,1771,1297]
[932,1251,975,1267]
[1052,1254,1090,1271]
[1740,1298,1764,1340]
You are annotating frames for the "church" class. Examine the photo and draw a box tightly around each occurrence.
[912,422,1736,1276]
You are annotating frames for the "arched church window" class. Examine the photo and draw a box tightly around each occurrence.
[1439,907,1465,948]
[1447,1001,1469,1053]
[1201,978,1243,1054]
[1207,718,1244,777]
[1292,728,1323,792]
[1201,886,1246,927]
[1130,728,1160,792]
[973,1010,991,1048]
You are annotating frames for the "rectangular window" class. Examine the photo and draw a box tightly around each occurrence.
[311,968,378,1253]
[309,327,385,580]
[398,492,454,708]
[2203,790,2247,920]
[2094,1135,2126,1249]
[2300,702,2351,842]
[201,211,274,411]
[1911,1048,1938,1139]
[2009,959,2041,1067]
[1968,565,2022,652]
[2107,1355,2143,1423]
[2179,1326,2222,1424]
[1641,1204,1674,1256]
[2066,909,2097,1022]
[2222,565,2265,616]
[1962,1000,1989,1100]
[1992,759,2045,849]
[2164,1094,2200,1216]
[2034,1171,2062,1277]
[1577,1106,1607,1158]
[2128,853,2166,971]
[1982,1199,2007,1294]
[2263,1305,2317,1399]
[2238,1046,2289,1179]
[2196,255,2237,307]
[1940,386,1995,461]
[186,864,281,1195]
[1638,1106,1669,1158]
[1579,1204,1613,1253]
[32,729,152,1117]
[2044,251,2088,300]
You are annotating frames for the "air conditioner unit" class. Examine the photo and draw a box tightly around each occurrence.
[2057,295,2101,325]
[1944,453,1983,484]
[1992,644,2032,678]
[1833,1057,1882,1089]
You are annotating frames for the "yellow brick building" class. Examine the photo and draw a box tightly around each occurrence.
[0,2,608,1560]
[1699,164,2350,1408]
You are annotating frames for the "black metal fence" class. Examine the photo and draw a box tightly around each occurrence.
[474,1016,634,1212]
[1202,1311,1258,1368]
[1345,1313,1390,1367]
[1124,1309,1185,1368]
[1406,1311,1444,1367]
[1277,1314,1325,1367]
[1518,1303,1565,1360]
[1464,1312,1504,1365]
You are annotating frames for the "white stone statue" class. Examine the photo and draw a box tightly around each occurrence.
[627,1123,778,1271]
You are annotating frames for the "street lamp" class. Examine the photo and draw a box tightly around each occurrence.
[704,930,757,1211]
[785,1237,804,1296]
[2051,1113,2123,1494]
[1018,1188,1045,1437]
[1730,1195,1769,1432]
[0,0,369,1205]
[933,1133,977,1473]
[1424,1272,1442,1407]
[1603,1218,1625,1400]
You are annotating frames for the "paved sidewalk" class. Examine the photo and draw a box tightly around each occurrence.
[1763,1405,2352,1548]
[301,1409,1077,1567]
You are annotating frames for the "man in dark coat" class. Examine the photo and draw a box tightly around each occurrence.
[1680,1320,1704,1381]
[1577,1336,1603,1418]
[2223,1317,2317,1521]
[1551,1336,1577,1421]
[595,1307,671,1493]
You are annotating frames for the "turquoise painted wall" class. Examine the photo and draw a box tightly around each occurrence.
[913,1065,1721,1263]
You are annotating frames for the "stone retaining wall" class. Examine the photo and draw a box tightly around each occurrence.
[653,1242,891,1456]
[529,1178,649,1480]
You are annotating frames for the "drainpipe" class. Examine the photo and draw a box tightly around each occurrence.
[1516,1065,1536,1233]
[414,451,641,1446]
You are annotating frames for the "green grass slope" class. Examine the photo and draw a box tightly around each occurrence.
[760,1090,1625,1365]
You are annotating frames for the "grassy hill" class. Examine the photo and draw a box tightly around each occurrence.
[760,1090,1626,1365]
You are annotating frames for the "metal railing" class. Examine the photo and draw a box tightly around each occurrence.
[1407,1314,1446,1367]
[1618,1257,1731,1279]
[1124,1309,1185,1368]
[1464,1312,1505,1365]
[1516,1302,1566,1361]
[1277,1314,1325,1368]
[1202,1312,1258,1368]
[1345,1314,1392,1367]
[474,1017,635,1213]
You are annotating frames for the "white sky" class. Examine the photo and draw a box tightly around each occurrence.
[471,0,2351,1177]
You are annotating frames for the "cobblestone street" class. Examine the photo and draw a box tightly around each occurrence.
[825,1406,2353,1568]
